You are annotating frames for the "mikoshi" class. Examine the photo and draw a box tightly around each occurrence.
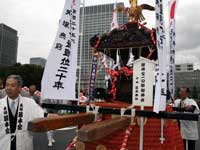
[28,0,199,150]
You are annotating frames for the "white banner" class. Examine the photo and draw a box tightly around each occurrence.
[154,0,167,113]
[111,2,119,30]
[168,0,177,100]
[41,0,81,100]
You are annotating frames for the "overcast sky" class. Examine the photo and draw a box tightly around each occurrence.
[0,0,200,68]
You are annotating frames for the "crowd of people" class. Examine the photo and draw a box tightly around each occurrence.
[0,75,199,150]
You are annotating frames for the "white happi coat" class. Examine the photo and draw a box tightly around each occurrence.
[0,95,44,150]
[174,97,199,140]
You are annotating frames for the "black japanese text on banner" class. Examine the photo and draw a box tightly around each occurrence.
[41,0,81,100]
[89,55,98,101]
[168,0,177,100]
[154,0,167,113]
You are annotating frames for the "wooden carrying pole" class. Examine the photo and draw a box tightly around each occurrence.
[28,113,95,132]
[77,116,131,142]
[28,104,199,132]
[41,103,199,121]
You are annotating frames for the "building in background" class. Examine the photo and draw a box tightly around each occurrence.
[77,3,127,92]
[30,57,46,67]
[175,63,193,72]
[175,63,200,99]
[0,23,18,66]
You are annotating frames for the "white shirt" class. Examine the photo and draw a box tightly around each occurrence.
[174,97,199,140]
[80,95,87,103]
[0,95,45,150]
[8,96,19,114]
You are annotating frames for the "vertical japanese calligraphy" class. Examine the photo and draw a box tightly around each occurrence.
[132,58,156,107]
[168,0,177,100]
[88,55,98,101]
[154,0,167,113]
[42,0,81,100]
[140,63,146,102]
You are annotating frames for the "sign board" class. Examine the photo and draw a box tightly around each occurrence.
[132,57,156,107]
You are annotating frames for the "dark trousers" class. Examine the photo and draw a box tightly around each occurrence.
[183,139,196,150]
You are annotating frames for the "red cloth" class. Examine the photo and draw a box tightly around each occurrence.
[83,105,184,150]
[84,119,184,150]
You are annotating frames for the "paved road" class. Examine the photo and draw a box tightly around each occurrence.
[33,123,200,150]
[33,128,76,150]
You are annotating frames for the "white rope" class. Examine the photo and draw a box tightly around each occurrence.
[120,108,126,116]
[131,109,136,124]
[120,106,136,124]
[86,104,99,121]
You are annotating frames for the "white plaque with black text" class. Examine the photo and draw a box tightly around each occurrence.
[132,57,156,107]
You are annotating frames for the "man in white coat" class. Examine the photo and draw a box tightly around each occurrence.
[0,75,48,150]
[174,87,199,150]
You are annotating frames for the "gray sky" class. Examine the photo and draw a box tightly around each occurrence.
[0,0,200,68]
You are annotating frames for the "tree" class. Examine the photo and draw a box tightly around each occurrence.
[0,64,44,90]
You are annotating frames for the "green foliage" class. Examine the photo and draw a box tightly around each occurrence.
[0,64,44,90]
